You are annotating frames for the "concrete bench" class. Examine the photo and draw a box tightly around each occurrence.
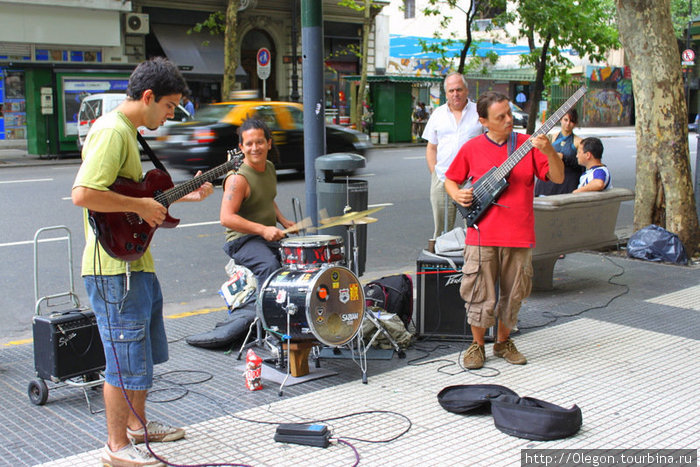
[532,187,635,290]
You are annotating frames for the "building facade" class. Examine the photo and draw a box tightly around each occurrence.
[0,0,387,154]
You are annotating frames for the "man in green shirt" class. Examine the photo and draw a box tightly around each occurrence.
[72,57,214,467]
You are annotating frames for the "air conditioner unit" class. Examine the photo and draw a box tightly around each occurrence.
[125,13,149,35]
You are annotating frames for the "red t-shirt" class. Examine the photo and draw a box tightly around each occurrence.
[445,132,551,248]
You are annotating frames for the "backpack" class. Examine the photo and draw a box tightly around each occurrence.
[363,274,413,326]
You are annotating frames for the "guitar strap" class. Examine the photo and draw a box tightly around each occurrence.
[507,131,517,158]
[136,132,170,175]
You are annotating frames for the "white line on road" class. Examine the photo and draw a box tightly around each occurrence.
[403,156,425,160]
[0,220,221,249]
[0,178,53,184]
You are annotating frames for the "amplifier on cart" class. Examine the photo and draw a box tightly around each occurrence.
[416,250,495,340]
[32,309,105,382]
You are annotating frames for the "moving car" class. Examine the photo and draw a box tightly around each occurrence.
[158,101,372,174]
[510,102,529,128]
[77,93,191,150]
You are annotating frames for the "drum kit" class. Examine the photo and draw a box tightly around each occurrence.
[247,202,404,393]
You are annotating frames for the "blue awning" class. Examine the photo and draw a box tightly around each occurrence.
[390,34,531,59]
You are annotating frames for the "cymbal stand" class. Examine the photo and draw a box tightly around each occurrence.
[278,296,296,397]
[345,221,405,362]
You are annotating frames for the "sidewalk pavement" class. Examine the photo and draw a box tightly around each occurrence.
[0,251,698,466]
[0,127,636,168]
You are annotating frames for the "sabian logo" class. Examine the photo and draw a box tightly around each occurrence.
[341,313,359,322]
[444,273,463,286]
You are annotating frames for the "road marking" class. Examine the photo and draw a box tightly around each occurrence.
[167,306,228,319]
[0,177,53,184]
[2,338,33,347]
[403,156,424,160]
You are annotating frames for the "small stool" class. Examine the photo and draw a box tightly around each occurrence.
[283,341,315,377]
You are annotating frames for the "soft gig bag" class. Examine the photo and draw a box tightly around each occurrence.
[490,395,582,441]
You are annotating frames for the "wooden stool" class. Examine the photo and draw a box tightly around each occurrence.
[283,341,315,377]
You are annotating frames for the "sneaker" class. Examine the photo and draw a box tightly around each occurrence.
[101,442,165,467]
[127,421,185,444]
[462,342,485,369]
[493,338,527,365]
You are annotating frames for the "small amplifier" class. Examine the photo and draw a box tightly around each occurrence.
[416,251,495,340]
[32,309,105,382]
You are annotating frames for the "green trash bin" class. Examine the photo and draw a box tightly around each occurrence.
[316,153,368,276]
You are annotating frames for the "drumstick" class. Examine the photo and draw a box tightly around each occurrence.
[283,217,313,234]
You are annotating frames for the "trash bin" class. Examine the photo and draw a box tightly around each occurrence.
[316,153,368,276]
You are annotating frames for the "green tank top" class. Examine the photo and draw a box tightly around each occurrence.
[224,160,277,242]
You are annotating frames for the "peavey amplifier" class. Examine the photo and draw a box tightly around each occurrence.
[416,250,495,340]
[32,309,105,382]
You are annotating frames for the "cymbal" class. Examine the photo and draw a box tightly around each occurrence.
[318,206,386,229]
[320,216,377,227]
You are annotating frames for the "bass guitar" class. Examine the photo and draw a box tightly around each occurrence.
[455,86,587,228]
[89,149,243,262]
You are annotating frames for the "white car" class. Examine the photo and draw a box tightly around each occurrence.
[77,93,191,150]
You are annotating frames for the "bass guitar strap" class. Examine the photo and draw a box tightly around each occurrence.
[507,130,517,159]
[136,132,170,175]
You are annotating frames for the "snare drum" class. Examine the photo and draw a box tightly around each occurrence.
[279,235,344,270]
[256,265,364,346]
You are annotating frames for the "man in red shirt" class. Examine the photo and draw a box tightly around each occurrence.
[445,91,563,370]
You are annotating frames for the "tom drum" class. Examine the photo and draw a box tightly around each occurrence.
[279,235,344,270]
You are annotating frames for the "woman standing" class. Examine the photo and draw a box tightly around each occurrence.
[535,109,584,196]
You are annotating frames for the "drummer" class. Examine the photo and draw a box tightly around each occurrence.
[221,118,296,292]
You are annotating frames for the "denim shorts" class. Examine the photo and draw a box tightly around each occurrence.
[84,272,168,390]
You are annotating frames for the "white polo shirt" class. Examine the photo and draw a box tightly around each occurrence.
[422,100,484,181]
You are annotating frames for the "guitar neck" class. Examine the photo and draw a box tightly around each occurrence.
[157,150,242,206]
[492,86,587,181]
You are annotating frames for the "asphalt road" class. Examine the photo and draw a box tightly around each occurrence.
[1,130,696,343]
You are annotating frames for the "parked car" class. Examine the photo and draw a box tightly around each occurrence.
[76,93,191,150]
[510,102,529,128]
[158,100,372,174]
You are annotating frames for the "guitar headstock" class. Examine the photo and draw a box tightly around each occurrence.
[227,149,244,173]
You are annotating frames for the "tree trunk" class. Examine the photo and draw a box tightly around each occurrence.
[353,0,371,130]
[222,0,240,101]
[616,0,700,255]
[526,34,550,135]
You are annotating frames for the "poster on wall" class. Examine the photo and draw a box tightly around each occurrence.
[1,69,27,140]
[61,76,128,136]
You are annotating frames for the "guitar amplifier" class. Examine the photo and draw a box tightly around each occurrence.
[416,250,495,340]
[32,309,106,382]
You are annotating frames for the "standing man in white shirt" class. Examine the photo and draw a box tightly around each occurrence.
[422,72,484,240]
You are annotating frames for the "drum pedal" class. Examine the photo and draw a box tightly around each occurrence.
[274,423,330,448]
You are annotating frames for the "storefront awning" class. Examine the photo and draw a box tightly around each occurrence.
[343,75,444,83]
[151,24,224,76]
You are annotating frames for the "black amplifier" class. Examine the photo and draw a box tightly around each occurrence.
[416,250,495,340]
[32,309,105,381]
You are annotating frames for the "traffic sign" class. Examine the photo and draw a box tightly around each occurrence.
[257,48,271,80]
[682,49,695,62]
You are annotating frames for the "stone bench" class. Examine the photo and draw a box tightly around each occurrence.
[532,187,635,290]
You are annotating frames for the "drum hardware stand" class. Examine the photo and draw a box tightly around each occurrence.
[278,298,296,396]
[236,315,277,360]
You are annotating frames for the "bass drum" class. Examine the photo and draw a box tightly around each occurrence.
[256,266,364,347]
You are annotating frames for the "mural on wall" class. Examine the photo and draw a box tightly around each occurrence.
[583,66,633,126]
[387,57,449,76]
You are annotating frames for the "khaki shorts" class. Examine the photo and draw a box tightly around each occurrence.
[459,245,533,329]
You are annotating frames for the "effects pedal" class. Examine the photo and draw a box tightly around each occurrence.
[274,423,330,448]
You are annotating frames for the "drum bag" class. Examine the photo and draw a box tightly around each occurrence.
[185,307,256,349]
[437,384,518,414]
[490,395,582,441]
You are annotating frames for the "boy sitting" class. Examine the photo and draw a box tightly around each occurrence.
[573,137,612,192]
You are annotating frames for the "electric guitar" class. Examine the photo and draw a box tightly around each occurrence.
[89,149,243,262]
[455,86,587,227]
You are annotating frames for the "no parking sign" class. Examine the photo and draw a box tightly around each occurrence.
[257,48,271,80]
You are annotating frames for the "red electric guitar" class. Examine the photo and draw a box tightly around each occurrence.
[89,149,243,262]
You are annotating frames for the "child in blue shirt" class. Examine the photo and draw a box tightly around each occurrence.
[573,137,611,192]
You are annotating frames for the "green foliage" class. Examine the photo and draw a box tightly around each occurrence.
[671,0,700,39]
[188,11,225,36]
[515,0,619,87]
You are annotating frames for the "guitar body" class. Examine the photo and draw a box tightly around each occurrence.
[89,169,180,262]
[455,166,510,228]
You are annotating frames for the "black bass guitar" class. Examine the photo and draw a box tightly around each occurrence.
[89,149,243,262]
[455,86,587,227]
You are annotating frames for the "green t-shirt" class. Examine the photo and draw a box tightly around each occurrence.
[73,110,156,276]
[224,160,278,242]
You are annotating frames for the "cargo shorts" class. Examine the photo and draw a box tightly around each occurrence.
[84,272,168,391]
[459,245,533,329]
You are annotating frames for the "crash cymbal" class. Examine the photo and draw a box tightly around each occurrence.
[318,205,388,229]
[320,216,378,227]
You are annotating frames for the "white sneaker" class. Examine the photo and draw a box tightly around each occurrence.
[101,442,165,467]
[127,420,185,444]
